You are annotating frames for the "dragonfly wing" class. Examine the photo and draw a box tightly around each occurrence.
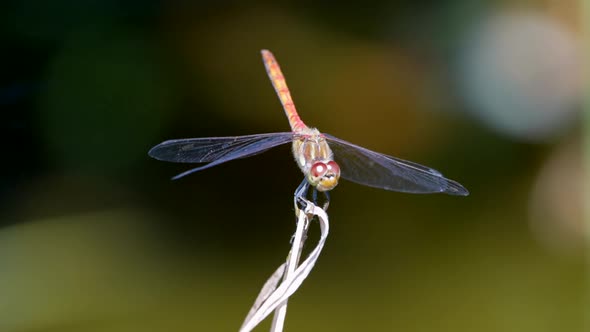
[324,134,468,196]
[149,132,294,179]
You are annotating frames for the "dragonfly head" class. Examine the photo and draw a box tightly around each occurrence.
[309,160,340,191]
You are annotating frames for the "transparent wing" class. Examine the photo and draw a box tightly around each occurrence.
[149,132,294,179]
[324,134,468,196]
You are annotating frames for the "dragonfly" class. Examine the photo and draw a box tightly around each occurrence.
[149,50,468,207]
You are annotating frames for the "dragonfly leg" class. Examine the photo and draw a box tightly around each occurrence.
[322,191,330,211]
[312,187,330,211]
[294,178,310,211]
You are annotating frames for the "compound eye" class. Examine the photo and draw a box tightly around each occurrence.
[326,161,340,175]
[311,162,327,178]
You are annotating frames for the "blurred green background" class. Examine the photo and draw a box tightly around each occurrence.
[0,1,585,331]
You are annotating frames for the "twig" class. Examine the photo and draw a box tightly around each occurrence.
[270,206,311,331]
[239,201,329,332]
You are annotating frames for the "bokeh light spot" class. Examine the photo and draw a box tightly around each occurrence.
[458,12,581,142]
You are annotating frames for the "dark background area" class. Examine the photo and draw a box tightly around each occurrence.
[0,1,584,331]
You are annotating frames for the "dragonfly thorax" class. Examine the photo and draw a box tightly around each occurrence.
[292,127,341,191]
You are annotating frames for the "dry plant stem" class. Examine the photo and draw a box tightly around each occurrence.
[270,206,311,331]
[239,201,328,332]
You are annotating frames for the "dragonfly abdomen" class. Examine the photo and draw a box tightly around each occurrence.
[261,49,307,132]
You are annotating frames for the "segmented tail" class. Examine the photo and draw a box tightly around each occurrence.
[261,50,306,132]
